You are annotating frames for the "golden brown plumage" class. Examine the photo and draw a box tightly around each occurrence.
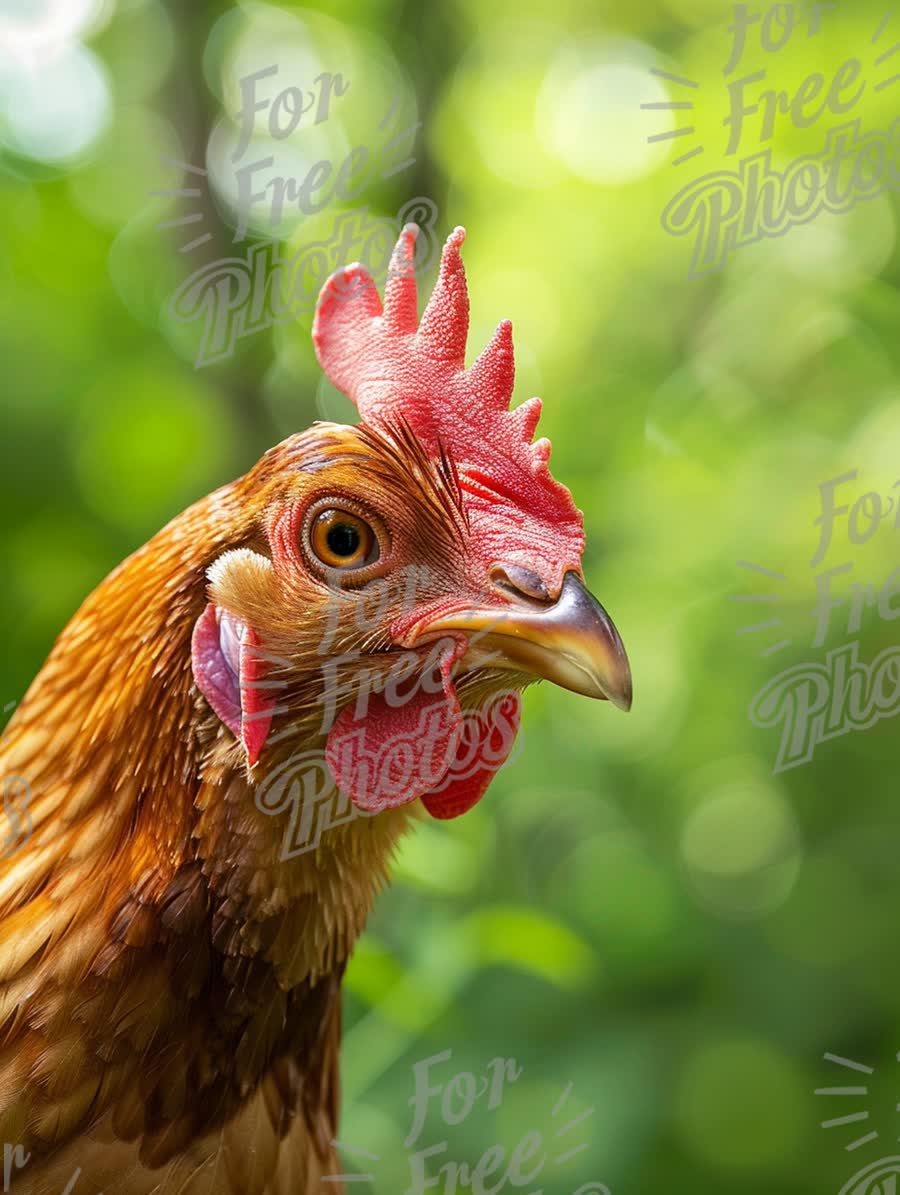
[0,227,631,1192]
[0,427,431,1192]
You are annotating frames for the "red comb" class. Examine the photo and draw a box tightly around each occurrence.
[313,225,584,589]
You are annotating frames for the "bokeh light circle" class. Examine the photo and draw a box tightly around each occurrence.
[537,41,674,184]
[680,777,802,919]
[0,42,111,163]
[675,1038,807,1172]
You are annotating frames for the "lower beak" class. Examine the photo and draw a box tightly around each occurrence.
[415,572,632,710]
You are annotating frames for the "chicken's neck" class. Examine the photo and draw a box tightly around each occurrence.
[0,469,419,1180]
[1,482,414,994]
[192,730,415,990]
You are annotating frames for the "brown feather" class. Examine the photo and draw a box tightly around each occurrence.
[0,421,502,1192]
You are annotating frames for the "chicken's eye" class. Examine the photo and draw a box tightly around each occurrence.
[308,509,378,570]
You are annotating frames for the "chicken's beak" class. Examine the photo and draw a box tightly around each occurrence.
[417,571,632,710]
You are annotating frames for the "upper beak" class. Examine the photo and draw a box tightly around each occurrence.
[413,571,632,710]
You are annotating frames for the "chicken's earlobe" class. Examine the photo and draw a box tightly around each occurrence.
[192,550,279,766]
[191,602,243,740]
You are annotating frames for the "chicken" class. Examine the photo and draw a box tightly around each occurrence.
[0,225,631,1194]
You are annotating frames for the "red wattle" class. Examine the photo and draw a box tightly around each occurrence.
[422,690,521,819]
[239,626,275,767]
[325,640,465,813]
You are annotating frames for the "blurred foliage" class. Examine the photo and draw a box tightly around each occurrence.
[1,0,899,1192]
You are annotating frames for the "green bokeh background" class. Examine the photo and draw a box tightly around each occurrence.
[2,1,899,1192]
